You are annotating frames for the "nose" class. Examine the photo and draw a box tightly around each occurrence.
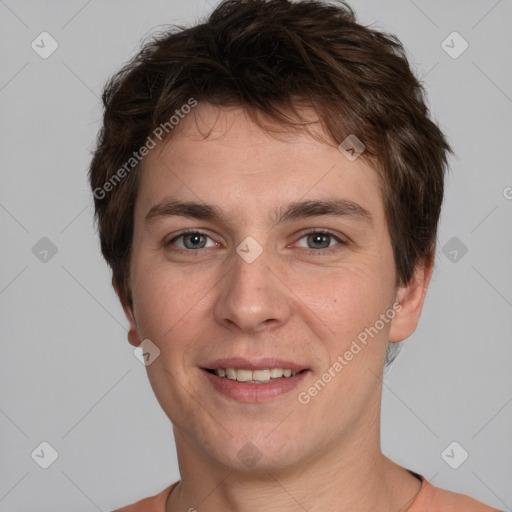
[213,242,293,334]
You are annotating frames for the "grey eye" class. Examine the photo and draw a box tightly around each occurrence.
[306,233,332,249]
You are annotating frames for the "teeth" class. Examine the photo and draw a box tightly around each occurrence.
[214,368,299,382]
[252,369,270,381]
[236,369,253,382]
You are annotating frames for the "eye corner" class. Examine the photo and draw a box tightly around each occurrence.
[294,229,347,251]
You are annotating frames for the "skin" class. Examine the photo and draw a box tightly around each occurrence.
[115,103,433,511]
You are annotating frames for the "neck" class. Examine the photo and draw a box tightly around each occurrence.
[166,419,422,512]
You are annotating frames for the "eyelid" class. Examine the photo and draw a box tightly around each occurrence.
[165,228,348,252]
[166,228,219,248]
[292,228,348,247]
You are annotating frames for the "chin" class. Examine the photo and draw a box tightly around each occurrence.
[200,429,310,474]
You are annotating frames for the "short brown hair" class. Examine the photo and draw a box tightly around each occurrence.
[89,0,452,360]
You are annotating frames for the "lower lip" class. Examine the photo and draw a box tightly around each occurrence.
[202,369,309,402]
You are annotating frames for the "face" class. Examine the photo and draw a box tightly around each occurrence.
[121,103,428,473]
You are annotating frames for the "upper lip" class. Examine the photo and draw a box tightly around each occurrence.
[202,357,308,372]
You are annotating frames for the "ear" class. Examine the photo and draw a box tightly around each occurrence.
[388,253,434,343]
[112,275,141,347]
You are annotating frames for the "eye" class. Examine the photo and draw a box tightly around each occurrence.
[167,230,217,250]
[295,230,345,251]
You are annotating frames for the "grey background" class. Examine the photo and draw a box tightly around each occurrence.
[0,0,511,510]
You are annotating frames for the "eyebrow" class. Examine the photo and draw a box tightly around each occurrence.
[144,198,373,228]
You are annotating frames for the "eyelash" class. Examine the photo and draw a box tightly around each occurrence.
[296,228,347,255]
[165,228,347,255]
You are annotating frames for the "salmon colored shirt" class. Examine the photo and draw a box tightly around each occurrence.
[111,471,503,512]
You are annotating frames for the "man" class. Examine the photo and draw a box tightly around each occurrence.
[89,1,501,510]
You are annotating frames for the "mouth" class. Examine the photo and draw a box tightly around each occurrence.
[200,359,310,402]
[203,367,306,383]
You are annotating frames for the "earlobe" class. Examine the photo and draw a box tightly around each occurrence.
[388,255,434,343]
[112,275,141,348]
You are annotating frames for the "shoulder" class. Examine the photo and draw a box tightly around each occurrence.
[409,474,503,512]
[111,482,178,512]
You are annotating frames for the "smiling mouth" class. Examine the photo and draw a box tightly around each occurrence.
[204,367,307,384]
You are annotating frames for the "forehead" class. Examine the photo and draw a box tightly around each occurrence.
[136,103,384,223]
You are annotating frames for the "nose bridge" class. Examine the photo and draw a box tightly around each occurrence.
[213,238,291,332]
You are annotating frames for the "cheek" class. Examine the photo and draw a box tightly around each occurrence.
[300,260,391,336]
[130,259,203,346]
